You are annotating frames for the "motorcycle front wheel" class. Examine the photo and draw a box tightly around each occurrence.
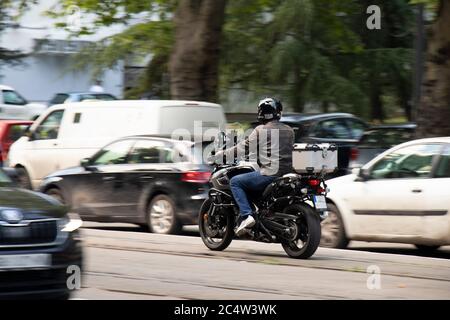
[198,199,234,251]
[281,203,321,259]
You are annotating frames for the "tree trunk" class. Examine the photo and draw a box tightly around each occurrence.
[169,0,227,102]
[416,0,450,137]
[370,82,384,122]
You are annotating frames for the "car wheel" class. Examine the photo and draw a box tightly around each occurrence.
[15,167,32,189]
[320,203,349,249]
[147,195,181,235]
[45,188,65,204]
[415,244,441,252]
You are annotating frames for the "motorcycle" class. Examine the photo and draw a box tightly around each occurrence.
[198,132,330,259]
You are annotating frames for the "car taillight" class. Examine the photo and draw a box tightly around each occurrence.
[182,171,211,183]
[308,179,320,187]
[350,147,359,161]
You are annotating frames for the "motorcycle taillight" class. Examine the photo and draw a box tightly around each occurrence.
[307,179,320,187]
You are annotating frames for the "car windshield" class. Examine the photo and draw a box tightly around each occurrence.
[79,94,117,101]
[3,90,27,105]
[0,169,11,186]
[7,124,30,142]
[50,93,69,105]
[360,128,414,148]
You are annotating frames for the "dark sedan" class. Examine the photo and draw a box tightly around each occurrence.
[39,136,211,235]
[349,123,417,169]
[0,169,82,299]
[279,113,369,176]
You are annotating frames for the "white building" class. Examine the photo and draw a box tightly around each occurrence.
[0,0,126,103]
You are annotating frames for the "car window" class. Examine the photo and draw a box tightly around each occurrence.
[7,124,30,143]
[91,140,134,165]
[94,94,117,101]
[49,94,69,105]
[370,144,442,179]
[360,128,414,148]
[346,119,367,140]
[313,119,352,139]
[34,110,64,140]
[129,140,174,164]
[434,145,450,178]
[3,90,27,105]
[79,94,97,101]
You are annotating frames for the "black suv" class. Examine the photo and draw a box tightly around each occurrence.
[0,168,82,299]
[279,113,369,176]
[39,136,211,235]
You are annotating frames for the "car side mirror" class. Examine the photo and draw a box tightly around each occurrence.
[81,158,98,172]
[81,158,91,167]
[2,168,19,186]
[355,168,371,182]
[25,129,36,141]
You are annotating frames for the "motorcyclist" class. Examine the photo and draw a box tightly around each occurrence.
[215,98,294,235]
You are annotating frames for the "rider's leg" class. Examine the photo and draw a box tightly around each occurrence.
[230,171,275,233]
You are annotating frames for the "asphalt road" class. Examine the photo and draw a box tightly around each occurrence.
[71,223,450,300]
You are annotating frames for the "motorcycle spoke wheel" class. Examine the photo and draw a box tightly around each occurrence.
[281,204,321,259]
[199,199,234,251]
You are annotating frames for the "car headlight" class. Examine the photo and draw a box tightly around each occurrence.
[58,213,83,232]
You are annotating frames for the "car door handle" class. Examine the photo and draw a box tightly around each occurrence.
[139,175,153,180]
[102,176,115,181]
[411,189,422,193]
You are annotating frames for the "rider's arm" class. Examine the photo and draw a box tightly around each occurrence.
[216,126,260,162]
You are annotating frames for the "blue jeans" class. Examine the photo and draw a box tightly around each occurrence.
[230,171,276,217]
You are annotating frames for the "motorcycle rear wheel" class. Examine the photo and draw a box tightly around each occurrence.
[281,203,321,259]
[199,199,234,251]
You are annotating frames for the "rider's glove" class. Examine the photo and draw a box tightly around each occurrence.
[207,152,218,165]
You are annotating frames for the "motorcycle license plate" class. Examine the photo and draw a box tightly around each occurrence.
[313,195,327,211]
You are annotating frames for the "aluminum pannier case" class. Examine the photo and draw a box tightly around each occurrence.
[292,143,338,174]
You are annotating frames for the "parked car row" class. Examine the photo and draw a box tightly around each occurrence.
[8,100,226,190]
[0,84,118,121]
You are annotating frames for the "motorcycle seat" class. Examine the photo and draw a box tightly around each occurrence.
[262,174,300,199]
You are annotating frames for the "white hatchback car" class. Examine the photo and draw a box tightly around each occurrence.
[0,85,46,120]
[322,137,450,251]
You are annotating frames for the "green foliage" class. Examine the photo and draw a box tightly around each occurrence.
[52,0,417,121]
[0,0,38,65]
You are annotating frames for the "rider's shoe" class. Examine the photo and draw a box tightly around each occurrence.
[235,215,255,236]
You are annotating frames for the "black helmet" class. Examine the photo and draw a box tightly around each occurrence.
[257,98,282,123]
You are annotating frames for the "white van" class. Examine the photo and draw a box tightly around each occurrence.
[8,100,226,189]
